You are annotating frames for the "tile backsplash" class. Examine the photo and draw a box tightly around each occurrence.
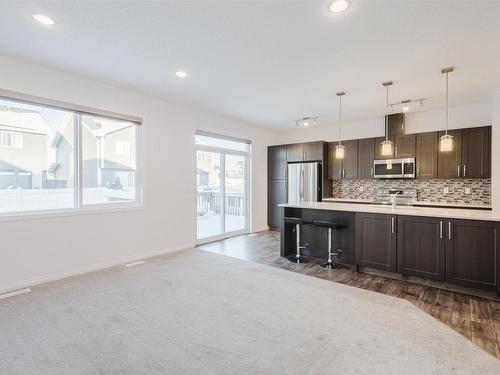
[332,178,491,205]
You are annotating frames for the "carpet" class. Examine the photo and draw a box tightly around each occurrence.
[0,249,499,374]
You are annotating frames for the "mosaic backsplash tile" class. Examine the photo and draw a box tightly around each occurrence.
[332,178,491,206]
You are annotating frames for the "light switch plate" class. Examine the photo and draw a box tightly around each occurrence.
[465,187,471,195]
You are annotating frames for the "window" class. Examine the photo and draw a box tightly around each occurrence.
[0,131,23,148]
[0,95,142,215]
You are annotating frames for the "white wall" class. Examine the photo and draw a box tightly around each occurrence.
[0,56,275,294]
[273,102,492,145]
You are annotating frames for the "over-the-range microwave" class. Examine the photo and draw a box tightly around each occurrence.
[373,158,416,179]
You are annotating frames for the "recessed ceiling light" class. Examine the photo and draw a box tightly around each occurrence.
[175,70,188,79]
[32,14,56,26]
[328,0,351,13]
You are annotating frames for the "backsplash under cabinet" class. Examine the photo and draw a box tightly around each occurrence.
[332,178,491,206]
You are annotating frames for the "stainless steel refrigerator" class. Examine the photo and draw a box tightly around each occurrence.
[287,162,321,204]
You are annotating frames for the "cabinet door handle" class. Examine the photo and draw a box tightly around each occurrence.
[371,167,374,178]
[391,217,395,234]
[439,221,443,239]
[463,165,466,177]
[448,222,452,240]
[395,146,398,156]
[343,168,345,179]
[457,165,460,177]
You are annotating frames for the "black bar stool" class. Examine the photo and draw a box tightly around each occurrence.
[284,217,310,264]
[313,220,346,269]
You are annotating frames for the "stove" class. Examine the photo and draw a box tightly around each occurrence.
[371,188,417,206]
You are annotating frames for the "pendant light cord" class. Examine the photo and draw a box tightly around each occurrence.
[385,84,389,141]
[338,95,342,146]
[445,71,449,136]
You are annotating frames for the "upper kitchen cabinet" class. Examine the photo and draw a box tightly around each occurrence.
[438,129,462,178]
[387,113,405,137]
[358,138,375,179]
[328,143,343,180]
[394,134,416,158]
[286,141,326,162]
[462,126,491,179]
[416,132,438,178]
[286,143,304,163]
[328,140,358,180]
[374,136,395,159]
[303,141,326,161]
[268,145,287,180]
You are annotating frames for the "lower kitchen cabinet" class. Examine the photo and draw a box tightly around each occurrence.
[355,213,397,272]
[268,179,286,229]
[445,219,499,291]
[397,216,445,281]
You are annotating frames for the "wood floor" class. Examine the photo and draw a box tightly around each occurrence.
[198,230,500,360]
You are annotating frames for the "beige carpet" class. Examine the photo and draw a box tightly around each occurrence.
[0,249,499,374]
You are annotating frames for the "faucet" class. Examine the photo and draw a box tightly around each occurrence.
[391,191,401,209]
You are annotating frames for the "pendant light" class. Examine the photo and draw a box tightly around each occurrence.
[335,91,346,159]
[440,67,454,152]
[380,81,394,156]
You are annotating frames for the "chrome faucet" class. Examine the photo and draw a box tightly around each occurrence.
[391,191,401,209]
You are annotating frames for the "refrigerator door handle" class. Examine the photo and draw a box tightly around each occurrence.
[299,166,304,202]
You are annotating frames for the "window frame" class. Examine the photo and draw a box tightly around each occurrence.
[0,90,144,219]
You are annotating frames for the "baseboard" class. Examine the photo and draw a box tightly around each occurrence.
[250,226,270,233]
[0,242,195,296]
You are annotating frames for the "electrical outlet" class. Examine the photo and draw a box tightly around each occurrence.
[359,186,364,192]
[443,187,449,194]
[465,187,471,195]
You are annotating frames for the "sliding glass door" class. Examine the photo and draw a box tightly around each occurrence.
[196,133,249,243]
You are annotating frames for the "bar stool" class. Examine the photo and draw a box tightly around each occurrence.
[313,220,346,269]
[284,217,310,264]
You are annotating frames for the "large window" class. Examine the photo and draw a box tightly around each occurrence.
[195,131,250,242]
[0,95,142,215]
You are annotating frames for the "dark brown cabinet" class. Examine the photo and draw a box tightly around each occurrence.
[446,219,499,291]
[268,180,287,229]
[328,140,358,180]
[286,143,303,163]
[438,129,462,178]
[374,136,395,159]
[355,213,397,272]
[303,141,325,161]
[358,138,375,179]
[287,142,325,163]
[394,134,416,158]
[268,146,287,180]
[328,143,343,180]
[462,126,491,179]
[397,216,445,281]
[416,132,438,178]
[387,113,405,136]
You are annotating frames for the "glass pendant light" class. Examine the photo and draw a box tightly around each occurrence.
[380,81,394,156]
[335,91,346,159]
[440,67,454,152]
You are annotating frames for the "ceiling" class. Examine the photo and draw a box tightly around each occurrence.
[0,1,499,129]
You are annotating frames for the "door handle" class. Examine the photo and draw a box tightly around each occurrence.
[448,222,451,240]
[439,221,443,239]
[463,165,466,177]
[391,217,395,234]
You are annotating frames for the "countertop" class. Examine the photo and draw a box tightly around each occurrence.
[279,201,500,222]
[322,197,492,210]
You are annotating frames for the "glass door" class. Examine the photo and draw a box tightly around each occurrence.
[196,150,223,240]
[196,132,250,243]
[224,154,247,234]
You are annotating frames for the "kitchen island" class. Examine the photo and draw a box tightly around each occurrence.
[278,202,500,295]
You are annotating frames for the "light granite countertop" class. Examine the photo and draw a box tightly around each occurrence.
[279,201,500,222]
[322,197,491,210]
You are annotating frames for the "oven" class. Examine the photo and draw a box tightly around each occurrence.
[373,158,416,179]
